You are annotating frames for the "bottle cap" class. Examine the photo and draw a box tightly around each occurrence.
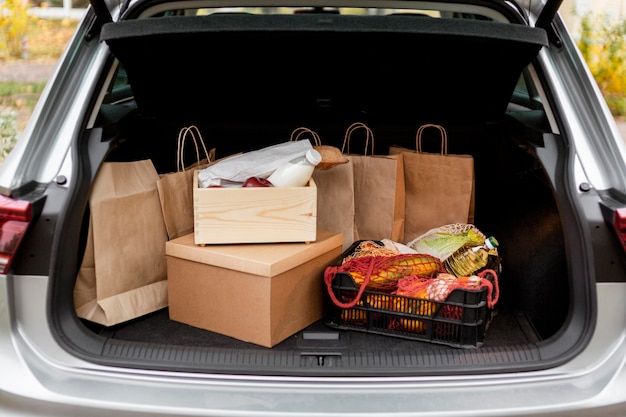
[305,149,322,166]
[485,236,499,250]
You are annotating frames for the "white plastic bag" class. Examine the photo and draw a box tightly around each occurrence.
[197,140,313,187]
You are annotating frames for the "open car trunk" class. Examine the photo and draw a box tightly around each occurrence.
[54,11,593,376]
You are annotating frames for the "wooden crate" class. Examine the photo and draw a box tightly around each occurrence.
[193,171,317,244]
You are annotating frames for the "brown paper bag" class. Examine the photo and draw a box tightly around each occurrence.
[390,124,475,243]
[74,159,169,326]
[343,122,405,242]
[156,126,214,240]
[290,126,349,171]
[290,127,357,251]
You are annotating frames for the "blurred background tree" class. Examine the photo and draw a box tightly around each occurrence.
[577,14,626,118]
[0,0,32,59]
[561,0,626,118]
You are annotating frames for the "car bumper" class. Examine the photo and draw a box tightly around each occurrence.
[2,275,626,417]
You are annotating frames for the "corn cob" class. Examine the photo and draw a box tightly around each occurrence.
[349,254,443,290]
[325,254,444,309]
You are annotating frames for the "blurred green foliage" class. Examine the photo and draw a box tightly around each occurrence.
[0,110,18,161]
[0,0,32,59]
[578,13,626,118]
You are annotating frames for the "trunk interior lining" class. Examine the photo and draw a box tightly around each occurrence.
[63,12,577,375]
[80,115,569,375]
[101,14,548,124]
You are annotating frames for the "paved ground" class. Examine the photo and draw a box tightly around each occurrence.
[0,60,58,83]
[3,60,626,140]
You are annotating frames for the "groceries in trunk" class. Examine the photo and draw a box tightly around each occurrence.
[75,123,499,348]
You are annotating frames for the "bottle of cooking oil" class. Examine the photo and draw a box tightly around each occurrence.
[443,236,499,277]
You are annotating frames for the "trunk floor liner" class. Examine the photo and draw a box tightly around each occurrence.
[93,307,544,373]
[100,306,540,352]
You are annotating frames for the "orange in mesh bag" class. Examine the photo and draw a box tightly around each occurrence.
[391,270,500,333]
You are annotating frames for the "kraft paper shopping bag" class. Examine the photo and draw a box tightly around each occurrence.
[74,159,169,326]
[289,126,357,251]
[156,125,214,240]
[390,124,474,243]
[343,122,405,242]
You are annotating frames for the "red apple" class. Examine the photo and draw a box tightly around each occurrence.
[243,177,273,187]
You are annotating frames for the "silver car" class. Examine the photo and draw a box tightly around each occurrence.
[2,0,626,415]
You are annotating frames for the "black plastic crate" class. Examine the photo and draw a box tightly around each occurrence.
[324,241,494,348]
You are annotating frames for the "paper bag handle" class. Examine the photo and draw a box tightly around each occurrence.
[289,126,322,146]
[416,124,448,155]
[177,125,211,172]
[342,122,374,156]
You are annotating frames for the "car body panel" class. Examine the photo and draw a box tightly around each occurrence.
[2,276,626,415]
[2,0,626,415]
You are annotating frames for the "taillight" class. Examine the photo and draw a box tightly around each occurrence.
[0,194,32,274]
[612,207,626,253]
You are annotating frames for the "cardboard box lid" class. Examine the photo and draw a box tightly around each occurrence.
[166,229,342,277]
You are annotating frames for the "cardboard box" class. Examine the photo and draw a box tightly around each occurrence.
[166,230,343,347]
[193,171,317,245]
